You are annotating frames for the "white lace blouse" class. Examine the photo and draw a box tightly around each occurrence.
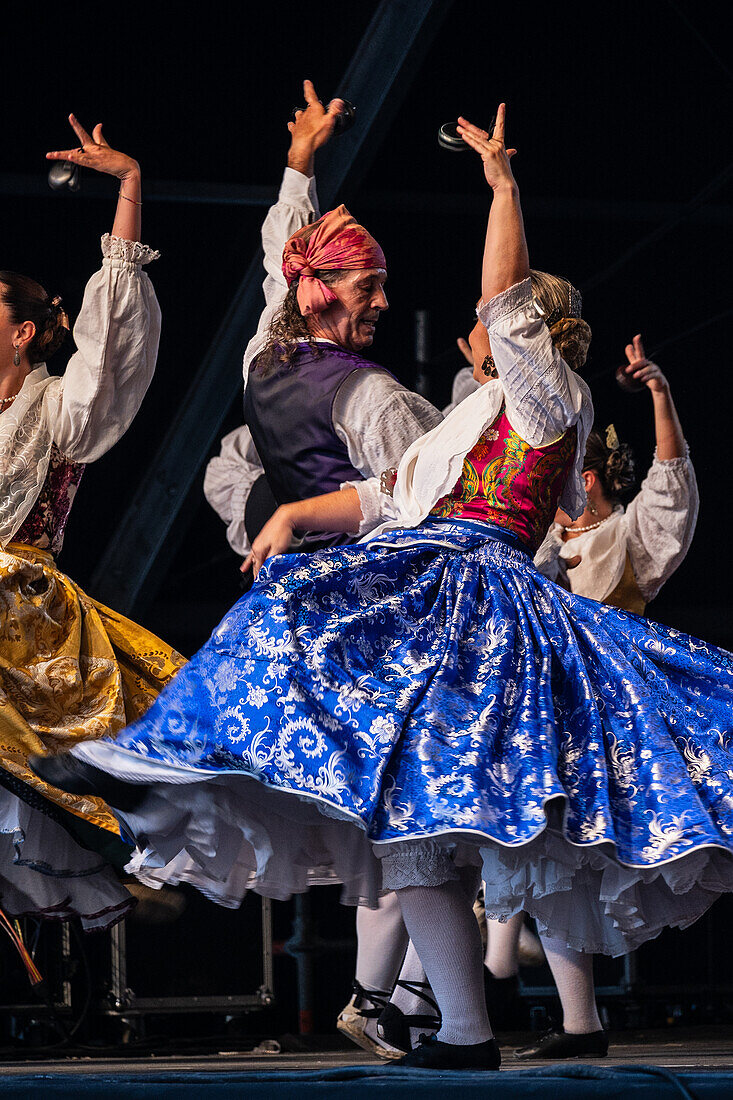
[534,447,699,603]
[0,234,161,546]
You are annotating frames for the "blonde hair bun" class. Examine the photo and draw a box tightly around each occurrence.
[548,316,592,372]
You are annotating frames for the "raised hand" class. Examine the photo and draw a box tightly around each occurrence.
[287,79,344,174]
[619,334,669,394]
[46,114,139,182]
[457,336,473,366]
[456,104,517,192]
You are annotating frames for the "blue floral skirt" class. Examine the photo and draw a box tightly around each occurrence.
[75,519,733,954]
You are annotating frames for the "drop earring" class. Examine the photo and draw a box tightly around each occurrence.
[13,344,21,367]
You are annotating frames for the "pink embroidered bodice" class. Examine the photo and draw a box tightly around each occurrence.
[430,406,577,552]
[14,444,85,555]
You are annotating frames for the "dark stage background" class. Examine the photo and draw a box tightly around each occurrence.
[2,0,733,1039]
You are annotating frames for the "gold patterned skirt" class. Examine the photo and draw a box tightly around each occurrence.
[0,542,185,831]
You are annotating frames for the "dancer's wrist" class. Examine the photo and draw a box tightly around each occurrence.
[279,502,299,531]
[287,142,315,177]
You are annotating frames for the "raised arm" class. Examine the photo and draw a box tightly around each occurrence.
[262,80,342,285]
[617,335,685,460]
[620,335,697,600]
[43,115,160,462]
[457,105,528,302]
[243,80,344,376]
[625,450,698,602]
[47,114,142,242]
[457,105,592,493]
[287,79,344,179]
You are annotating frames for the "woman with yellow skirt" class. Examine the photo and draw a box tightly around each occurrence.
[0,114,184,930]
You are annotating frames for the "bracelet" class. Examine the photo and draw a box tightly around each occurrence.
[119,190,143,206]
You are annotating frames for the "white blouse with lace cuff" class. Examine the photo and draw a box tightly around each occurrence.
[0,235,161,546]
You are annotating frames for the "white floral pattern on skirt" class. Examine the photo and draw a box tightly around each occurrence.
[75,519,733,954]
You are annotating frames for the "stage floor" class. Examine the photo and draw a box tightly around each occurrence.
[0,1041,730,1075]
[1,1029,732,1085]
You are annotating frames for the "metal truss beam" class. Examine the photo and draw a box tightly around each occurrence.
[90,0,453,614]
[3,172,732,226]
[0,172,275,206]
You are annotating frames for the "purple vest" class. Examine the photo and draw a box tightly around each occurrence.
[244,342,392,547]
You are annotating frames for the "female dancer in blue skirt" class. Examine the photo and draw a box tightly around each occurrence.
[35,106,733,1071]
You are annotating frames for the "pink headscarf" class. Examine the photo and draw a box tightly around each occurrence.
[282,204,386,316]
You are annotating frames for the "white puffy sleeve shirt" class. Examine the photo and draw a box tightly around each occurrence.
[625,447,699,600]
[204,374,443,554]
[203,426,264,557]
[46,234,161,463]
[242,167,320,383]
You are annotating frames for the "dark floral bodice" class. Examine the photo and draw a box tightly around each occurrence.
[14,444,85,555]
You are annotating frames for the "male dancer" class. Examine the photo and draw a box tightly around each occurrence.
[205,80,443,1055]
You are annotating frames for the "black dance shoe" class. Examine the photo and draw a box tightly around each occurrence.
[377,1001,441,1054]
[388,1032,501,1070]
[377,979,441,1054]
[514,1028,609,1060]
[28,753,150,813]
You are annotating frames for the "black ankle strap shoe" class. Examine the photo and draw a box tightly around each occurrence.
[389,1032,501,1070]
[514,1028,609,1060]
[377,978,441,1054]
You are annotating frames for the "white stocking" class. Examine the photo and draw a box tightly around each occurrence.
[485,912,523,978]
[390,939,434,1015]
[355,891,409,995]
[396,880,492,1046]
[540,932,602,1034]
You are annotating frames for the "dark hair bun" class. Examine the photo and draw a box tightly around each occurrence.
[37,297,69,360]
[583,428,636,502]
[0,272,69,363]
[549,317,592,372]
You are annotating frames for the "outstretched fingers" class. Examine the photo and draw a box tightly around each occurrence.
[48,112,100,160]
[92,123,110,148]
[303,78,321,106]
[457,125,490,154]
[625,334,646,365]
[46,147,84,161]
[458,104,507,145]
[68,113,93,149]
[457,116,490,141]
[492,102,506,143]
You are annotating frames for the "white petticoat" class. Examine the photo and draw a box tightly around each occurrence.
[75,741,733,954]
[0,791,133,931]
